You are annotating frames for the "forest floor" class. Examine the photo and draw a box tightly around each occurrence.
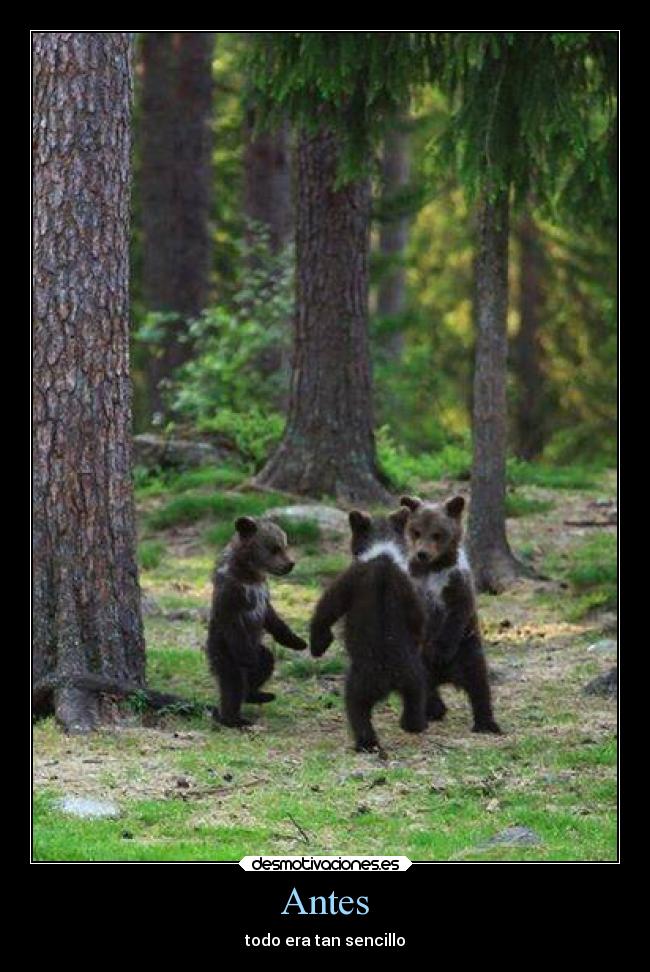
[33,465,617,862]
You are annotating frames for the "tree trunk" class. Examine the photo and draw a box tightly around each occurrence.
[243,113,292,255]
[254,128,390,505]
[243,112,293,387]
[514,209,547,460]
[467,191,526,593]
[377,123,411,359]
[33,32,145,731]
[140,31,214,419]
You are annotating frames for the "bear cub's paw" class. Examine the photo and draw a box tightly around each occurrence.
[246,691,276,704]
[310,629,333,657]
[472,719,502,734]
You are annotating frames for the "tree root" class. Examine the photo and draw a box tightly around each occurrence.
[33,674,216,724]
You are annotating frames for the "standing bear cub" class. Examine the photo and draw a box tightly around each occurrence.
[206,516,307,727]
[310,510,427,753]
[400,495,501,734]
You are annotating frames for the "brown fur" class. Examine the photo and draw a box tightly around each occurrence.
[206,516,307,727]
[310,510,427,753]
[400,495,501,733]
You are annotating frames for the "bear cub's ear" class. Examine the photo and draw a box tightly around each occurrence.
[235,515,258,538]
[349,510,372,533]
[400,495,423,512]
[444,495,465,519]
[388,507,409,532]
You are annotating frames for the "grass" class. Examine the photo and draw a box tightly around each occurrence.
[138,540,166,571]
[505,459,601,491]
[33,461,617,862]
[505,494,555,518]
[146,490,287,531]
[545,533,617,619]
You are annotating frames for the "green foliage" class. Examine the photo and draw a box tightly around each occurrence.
[134,464,248,499]
[136,227,292,467]
[377,426,471,489]
[138,541,166,571]
[272,518,322,545]
[147,489,286,532]
[506,459,600,490]
[432,32,617,223]
[505,494,555,518]
[547,532,617,618]
[244,32,437,178]
[197,408,284,467]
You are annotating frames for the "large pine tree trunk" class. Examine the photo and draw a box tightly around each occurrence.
[467,191,525,593]
[140,31,214,419]
[514,209,546,460]
[33,32,145,731]
[243,113,292,254]
[377,123,411,359]
[254,128,390,505]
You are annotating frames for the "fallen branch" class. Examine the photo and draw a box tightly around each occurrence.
[287,813,310,845]
[563,518,617,528]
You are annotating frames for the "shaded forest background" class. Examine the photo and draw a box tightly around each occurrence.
[131,32,616,470]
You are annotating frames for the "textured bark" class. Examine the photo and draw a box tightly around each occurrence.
[33,32,145,731]
[243,113,292,254]
[377,123,411,359]
[254,128,390,505]
[467,191,526,593]
[514,209,547,460]
[140,32,214,417]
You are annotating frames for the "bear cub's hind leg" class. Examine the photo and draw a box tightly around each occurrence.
[246,645,276,703]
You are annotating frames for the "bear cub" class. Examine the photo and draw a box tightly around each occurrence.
[400,495,501,733]
[206,516,307,727]
[310,509,427,753]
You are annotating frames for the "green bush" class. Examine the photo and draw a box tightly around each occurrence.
[376,426,472,490]
[197,408,284,467]
[138,541,166,571]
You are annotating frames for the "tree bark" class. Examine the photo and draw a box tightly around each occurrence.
[33,31,145,732]
[254,128,390,505]
[467,191,526,593]
[377,123,411,359]
[243,112,292,255]
[513,209,547,460]
[139,31,214,419]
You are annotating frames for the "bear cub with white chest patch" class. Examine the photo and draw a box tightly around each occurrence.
[400,495,501,734]
[309,510,427,753]
[206,516,307,727]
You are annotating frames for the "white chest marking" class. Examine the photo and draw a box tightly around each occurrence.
[243,583,268,622]
[358,541,409,573]
[416,548,471,604]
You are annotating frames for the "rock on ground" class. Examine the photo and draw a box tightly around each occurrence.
[133,434,232,471]
[587,639,617,655]
[56,796,120,819]
[483,826,542,847]
[266,504,350,535]
[584,667,618,698]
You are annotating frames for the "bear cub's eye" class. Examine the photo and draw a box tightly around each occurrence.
[411,529,421,539]
[270,544,282,555]
[432,532,443,542]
